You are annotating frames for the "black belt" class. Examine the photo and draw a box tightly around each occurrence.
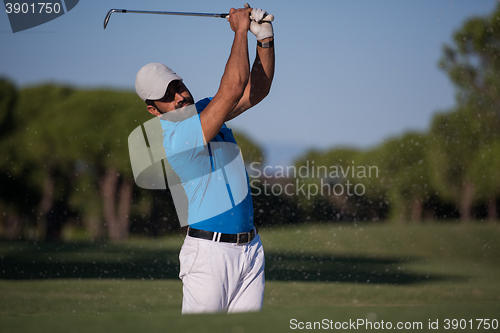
[187,227,257,245]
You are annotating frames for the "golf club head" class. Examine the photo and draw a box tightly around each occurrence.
[104,9,125,29]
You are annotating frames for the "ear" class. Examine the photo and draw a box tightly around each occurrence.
[147,105,162,117]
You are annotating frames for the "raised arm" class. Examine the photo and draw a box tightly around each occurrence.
[199,7,252,143]
[226,7,275,121]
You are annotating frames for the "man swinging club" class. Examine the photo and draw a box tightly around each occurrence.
[134,5,274,313]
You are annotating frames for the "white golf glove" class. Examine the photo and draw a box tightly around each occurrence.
[249,7,274,40]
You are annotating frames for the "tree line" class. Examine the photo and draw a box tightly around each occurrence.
[0,80,264,241]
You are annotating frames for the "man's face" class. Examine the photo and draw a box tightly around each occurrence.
[148,80,194,115]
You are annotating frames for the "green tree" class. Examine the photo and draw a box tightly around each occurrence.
[427,108,483,222]
[0,78,34,239]
[354,146,390,221]
[440,3,500,122]
[323,148,371,221]
[468,141,500,221]
[294,147,370,221]
[434,4,500,221]
[3,84,151,241]
[5,84,76,240]
[0,78,16,140]
[232,131,264,165]
[377,132,433,222]
[61,89,151,241]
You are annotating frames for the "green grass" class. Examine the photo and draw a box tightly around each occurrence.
[1,222,499,332]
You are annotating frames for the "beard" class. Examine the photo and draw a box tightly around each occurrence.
[175,94,195,110]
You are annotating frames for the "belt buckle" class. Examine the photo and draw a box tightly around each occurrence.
[236,232,249,245]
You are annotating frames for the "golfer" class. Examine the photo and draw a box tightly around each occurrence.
[134,6,274,313]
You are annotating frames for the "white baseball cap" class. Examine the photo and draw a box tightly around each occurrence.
[135,63,183,101]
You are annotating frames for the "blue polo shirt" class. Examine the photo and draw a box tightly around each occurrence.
[159,98,254,234]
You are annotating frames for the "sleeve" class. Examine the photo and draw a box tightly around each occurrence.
[164,113,205,158]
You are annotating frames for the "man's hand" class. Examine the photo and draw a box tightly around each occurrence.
[228,7,252,33]
[249,7,274,40]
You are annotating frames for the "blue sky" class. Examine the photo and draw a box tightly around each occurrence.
[1,0,498,166]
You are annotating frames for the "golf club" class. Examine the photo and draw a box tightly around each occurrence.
[103,7,274,29]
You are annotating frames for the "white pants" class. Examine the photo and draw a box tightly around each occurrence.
[179,233,265,314]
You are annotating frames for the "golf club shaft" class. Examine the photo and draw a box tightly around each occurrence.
[104,9,228,29]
